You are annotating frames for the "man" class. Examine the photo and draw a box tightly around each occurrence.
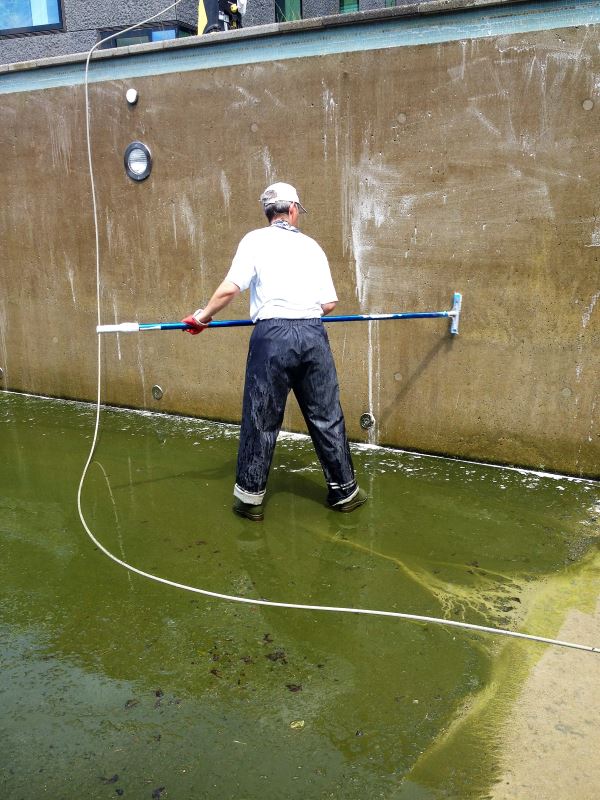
[198,0,244,33]
[182,182,367,521]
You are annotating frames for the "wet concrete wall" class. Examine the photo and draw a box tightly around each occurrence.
[1,7,599,477]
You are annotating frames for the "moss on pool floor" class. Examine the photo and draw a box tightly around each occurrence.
[1,393,598,799]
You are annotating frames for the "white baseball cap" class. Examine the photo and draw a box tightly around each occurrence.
[259,182,307,213]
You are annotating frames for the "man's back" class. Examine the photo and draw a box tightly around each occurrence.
[226,224,337,321]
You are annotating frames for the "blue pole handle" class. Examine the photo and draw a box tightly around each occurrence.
[97,293,462,335]
[144,312,447,330]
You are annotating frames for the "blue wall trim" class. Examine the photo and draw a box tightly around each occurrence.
[1,0,600,94]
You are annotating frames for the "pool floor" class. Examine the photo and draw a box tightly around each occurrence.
[1,392,598,799]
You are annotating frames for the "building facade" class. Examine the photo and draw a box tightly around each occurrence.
[0,0,198,64]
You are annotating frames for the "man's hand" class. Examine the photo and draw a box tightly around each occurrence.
[181,308,212,335]
[182,283,239,334]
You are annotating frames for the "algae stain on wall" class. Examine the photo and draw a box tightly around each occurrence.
[367,320,381,446]
[219,169,231,215]
[574,291,600,466]
[0,297,9,386]
[48,113,73,174]
[342,145,399,310]
[321,83,340,163]
[338,126,393,444]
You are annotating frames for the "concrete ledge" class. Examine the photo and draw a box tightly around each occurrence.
[0,0,533,73]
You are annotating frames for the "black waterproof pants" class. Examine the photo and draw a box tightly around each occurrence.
[235,319,357,506]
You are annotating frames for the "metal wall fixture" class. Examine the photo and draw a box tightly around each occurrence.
[360,412,375,430]
[124,141,152,181]
[0,367,4,380]
[126,88,139,105]
[151,385,164,401]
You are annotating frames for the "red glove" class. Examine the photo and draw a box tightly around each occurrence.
[181,311,212,335]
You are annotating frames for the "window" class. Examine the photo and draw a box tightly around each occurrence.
[275,0,301,23]
[340,0,394,11]
[0,0,63,36]
[98,23,195,49]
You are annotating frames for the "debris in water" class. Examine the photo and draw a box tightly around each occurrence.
[266,650,287,663]
[286,684,302,692]
[99,774,119,784]
[290,720,305,730]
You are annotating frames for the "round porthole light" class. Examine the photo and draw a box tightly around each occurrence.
[124,141,152,181]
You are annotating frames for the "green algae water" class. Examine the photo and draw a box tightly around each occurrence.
[1,392,598,799]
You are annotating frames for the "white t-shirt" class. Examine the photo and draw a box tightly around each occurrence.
[225,224,338,321]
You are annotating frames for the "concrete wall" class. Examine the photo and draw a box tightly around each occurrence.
[1,5,599,477]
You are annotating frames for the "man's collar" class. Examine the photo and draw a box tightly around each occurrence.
[271,219,299,233]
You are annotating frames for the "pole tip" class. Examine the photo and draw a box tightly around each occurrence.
[450,292,462,335]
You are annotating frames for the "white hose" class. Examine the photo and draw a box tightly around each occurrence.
[77,5,599,655]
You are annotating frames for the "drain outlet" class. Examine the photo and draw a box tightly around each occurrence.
[360,412,375,430]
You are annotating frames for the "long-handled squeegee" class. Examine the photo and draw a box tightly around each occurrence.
[97,292,462,335]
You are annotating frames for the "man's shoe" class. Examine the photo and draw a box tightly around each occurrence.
[233,498,264,521]
[331,488,368,513]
